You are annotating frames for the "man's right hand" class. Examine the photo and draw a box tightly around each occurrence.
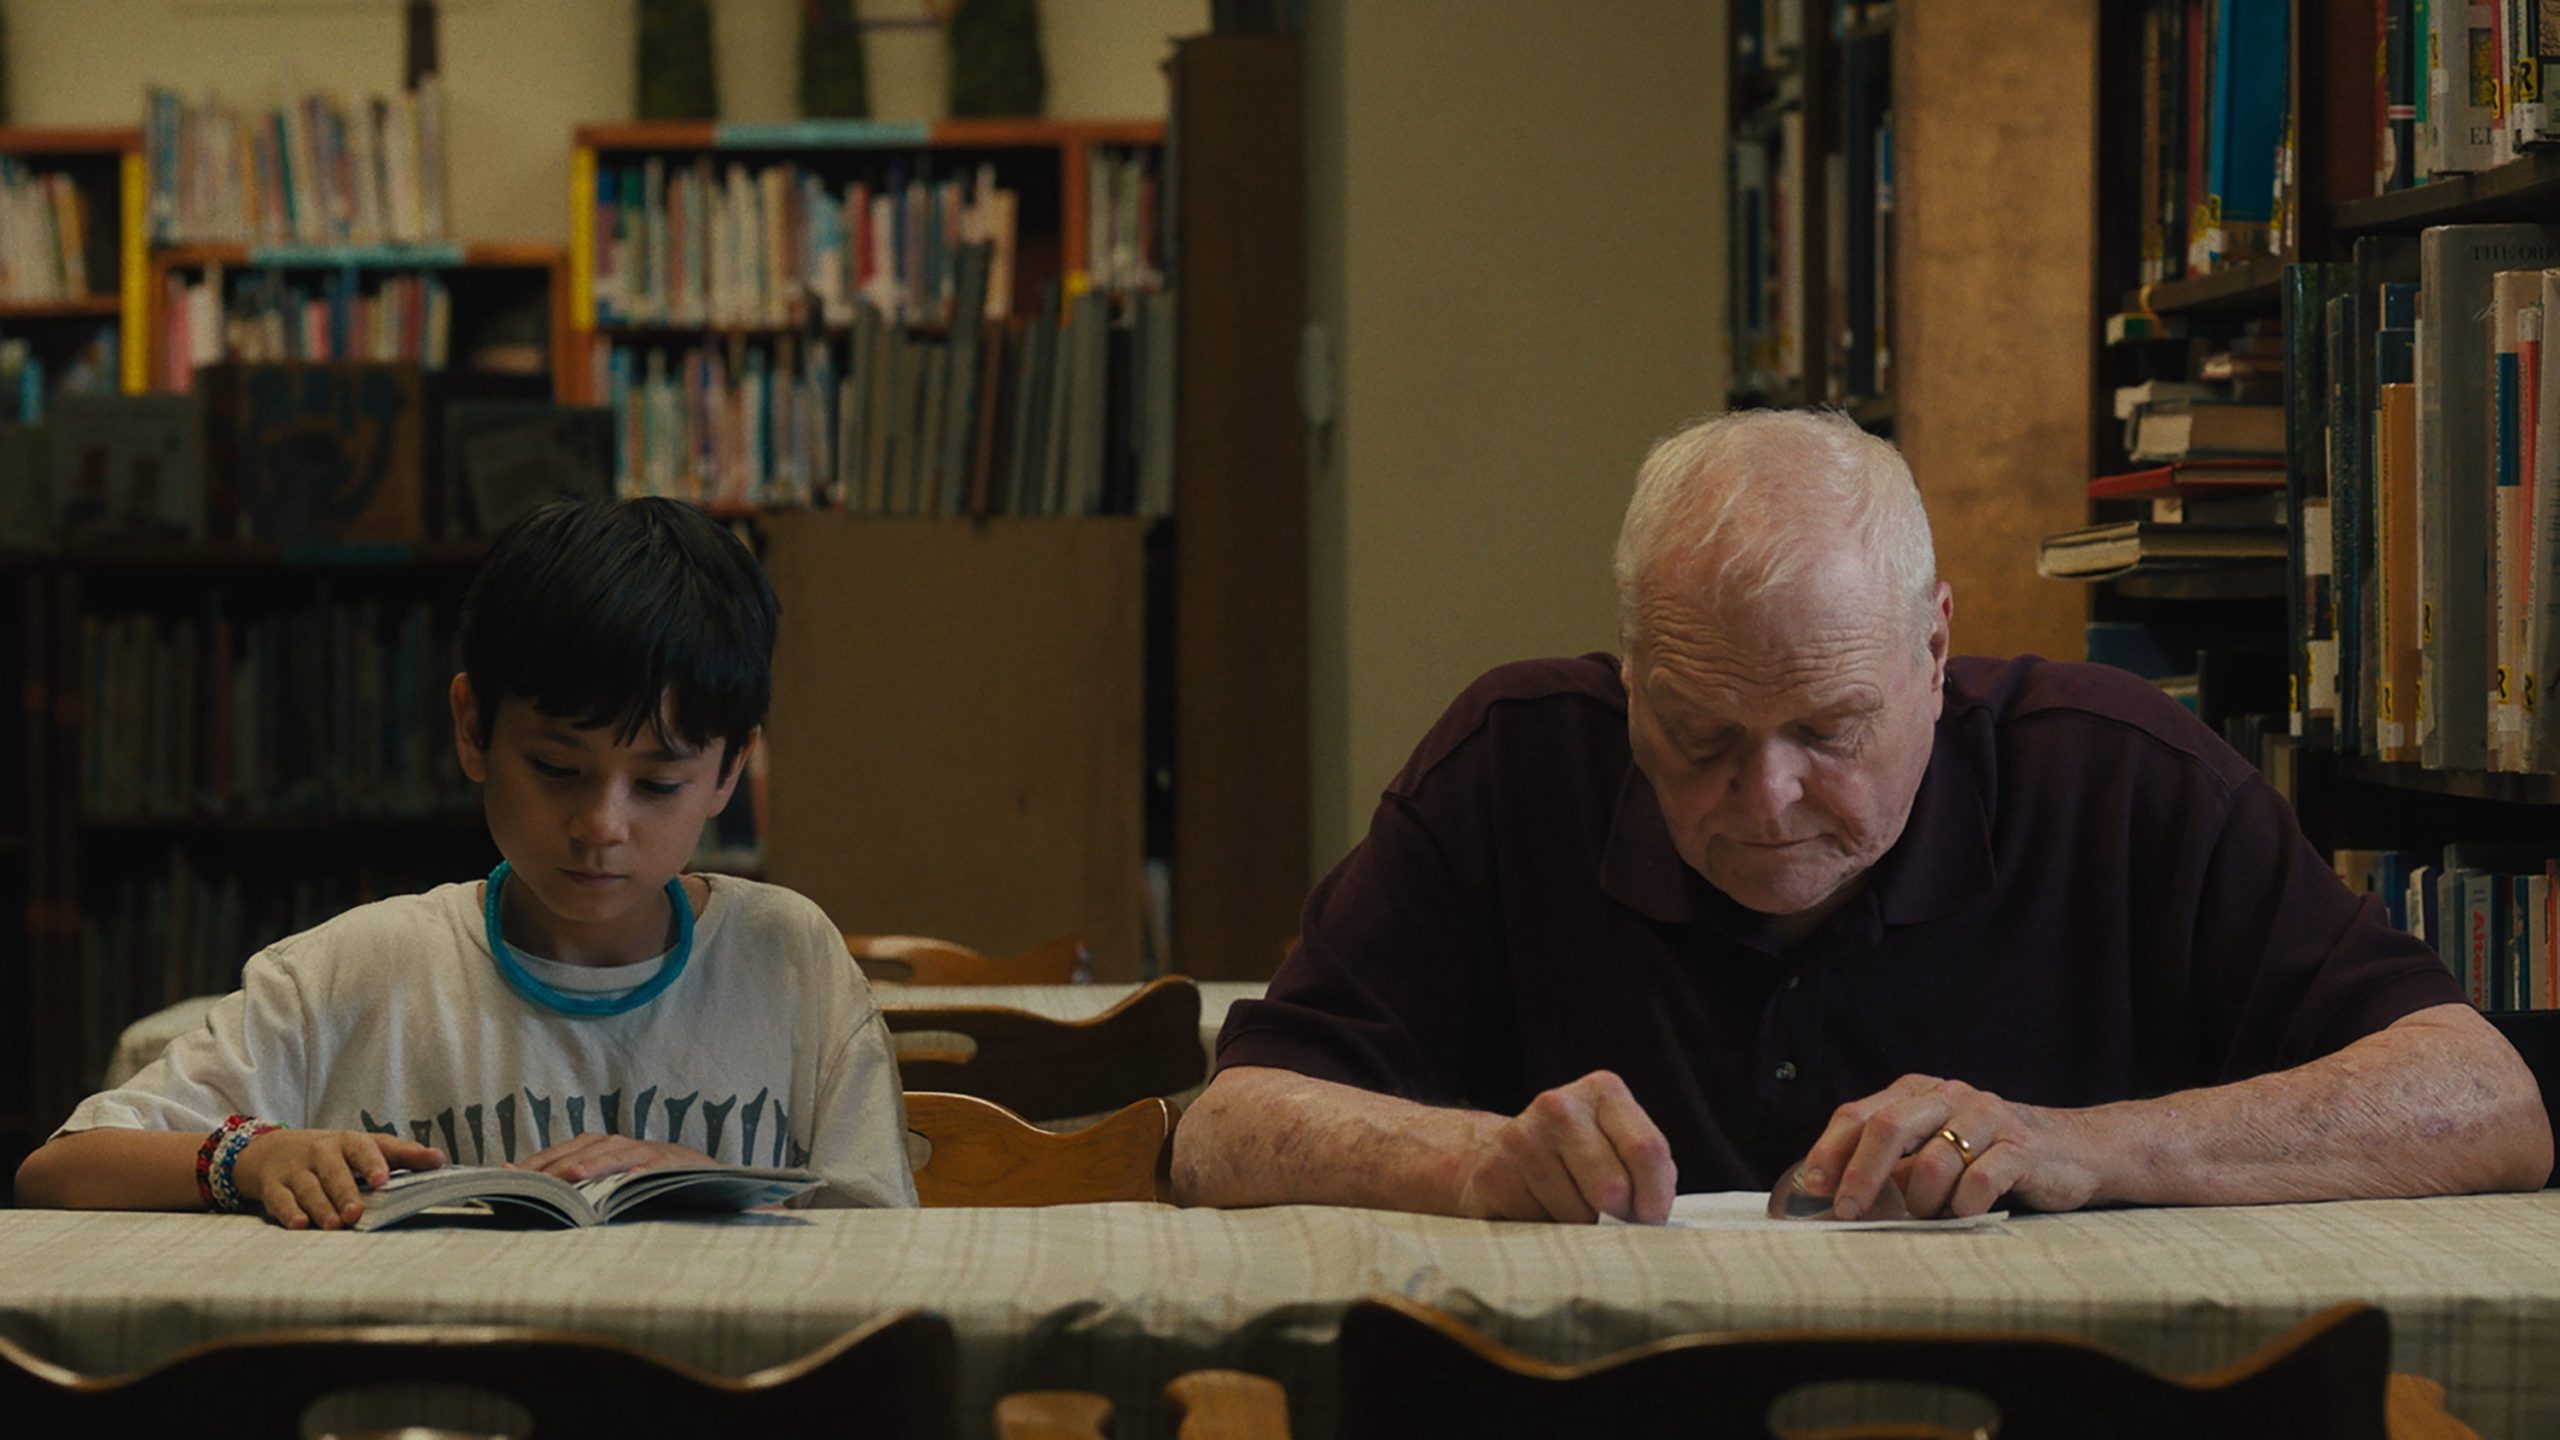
[235,1129,448,1230]
[1452,1070,1677,1224]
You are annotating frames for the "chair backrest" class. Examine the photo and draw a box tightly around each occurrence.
[0,1310,957,1440]
[849,933,1092,986]
[886,974,1205,1120]
[1331,1293,2436,1440]
[907,1091,1175,1206]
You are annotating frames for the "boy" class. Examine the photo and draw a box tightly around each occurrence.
[14,498,916,1225]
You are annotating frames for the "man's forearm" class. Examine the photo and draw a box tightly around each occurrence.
[1172,1065,1499,1213]
[2076,1004,2552,1206]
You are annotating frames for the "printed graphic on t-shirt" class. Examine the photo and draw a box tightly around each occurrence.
[360,1086,811,1168]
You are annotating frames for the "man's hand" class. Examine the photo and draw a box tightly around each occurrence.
[1453,1070,1678,1224]
[234,1129,447,1230]
[514,1134,719,1182]
[1794,1074,2104,1220]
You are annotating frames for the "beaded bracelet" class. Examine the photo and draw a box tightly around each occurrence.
[192,1116,244,1211]
[207,1117,286,1214]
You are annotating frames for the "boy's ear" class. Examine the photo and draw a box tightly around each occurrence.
[450,674,489,783]
[715,726,761,801]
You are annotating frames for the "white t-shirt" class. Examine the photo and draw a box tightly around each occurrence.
[62,874,917,1208]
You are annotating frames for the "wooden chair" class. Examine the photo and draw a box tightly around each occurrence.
[887,974,1206,1121]
[1147,1296,2476,1440]
[907,1091,1176,1206]
[992,1373,1285,1440]
[0,1309,957,1440]
[849,932,1094,986]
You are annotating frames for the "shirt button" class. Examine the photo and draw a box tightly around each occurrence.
[1783,974,1801,990]
[1774,1061,1797,1082]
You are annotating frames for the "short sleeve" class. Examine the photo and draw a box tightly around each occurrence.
[1214,785,1507,1108]
[797,909,919,1208]
[2189,773,2464,1075]
[56,942,315,1137]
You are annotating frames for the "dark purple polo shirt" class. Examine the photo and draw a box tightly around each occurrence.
[1214,653,2464,1193]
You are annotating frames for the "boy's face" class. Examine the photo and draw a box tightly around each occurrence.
[450,676,750,966]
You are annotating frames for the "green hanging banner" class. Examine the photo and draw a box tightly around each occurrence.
[637,0,718,121]
[947,0,1046,118]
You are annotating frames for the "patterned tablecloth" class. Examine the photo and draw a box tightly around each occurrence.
[3,1194,2556,1438]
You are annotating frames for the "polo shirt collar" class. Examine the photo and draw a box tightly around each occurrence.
[1600,700,1997,929]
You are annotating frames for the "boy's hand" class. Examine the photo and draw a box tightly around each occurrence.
[515,1134,719,1181]
[236,1130,447,1230]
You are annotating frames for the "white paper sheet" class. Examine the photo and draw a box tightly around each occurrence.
[1599,1192,2011,1232]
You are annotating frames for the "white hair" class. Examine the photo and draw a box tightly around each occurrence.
[1612,408,1938,650]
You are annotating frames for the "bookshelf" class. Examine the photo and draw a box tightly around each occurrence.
[143,241,572,397]
[2084,1,2560,1097]
[10,542,500,1152]
[566,117,1168,515]
[1726,1,1895,424]
[0,127,147,399]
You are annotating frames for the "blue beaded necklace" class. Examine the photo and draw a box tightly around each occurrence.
[482,861,693,1018]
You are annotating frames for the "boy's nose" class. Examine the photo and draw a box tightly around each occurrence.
[569,788,632,845]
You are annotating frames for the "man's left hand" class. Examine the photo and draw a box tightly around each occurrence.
[1794,1074,2107,1219]
[513,1134,720,1181]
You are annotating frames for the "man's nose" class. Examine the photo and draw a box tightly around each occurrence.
[1728,741,1806,821]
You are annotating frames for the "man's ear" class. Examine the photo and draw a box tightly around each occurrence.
[1926,581,1954,689]
[450,674,488,783]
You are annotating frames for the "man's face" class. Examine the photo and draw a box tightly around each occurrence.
[1623,558,1949,927]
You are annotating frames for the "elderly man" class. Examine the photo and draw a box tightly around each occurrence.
[1173,408,2551,1225]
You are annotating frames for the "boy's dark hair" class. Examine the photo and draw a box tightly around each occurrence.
[458,497,777,777]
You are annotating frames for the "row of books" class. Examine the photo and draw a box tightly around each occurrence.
[2335,846,2560,1012]
[159,266,455,388]
[2130,0,2292,283]
[144,82,451,247]
[2285,226,2560,777]
[0,326,117,425]
[591,147,1163,334]
[592,158,1020,332]
[2374,0,2560,194]
[1729,29,1893,404]
[597,259,1175,518]
[0,158,93,302]
[80,597,473,822]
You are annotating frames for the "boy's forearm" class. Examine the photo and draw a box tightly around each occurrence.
[14,1128,210,1211]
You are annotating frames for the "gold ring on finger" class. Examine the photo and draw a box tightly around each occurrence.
[1937,1126,1976,1167]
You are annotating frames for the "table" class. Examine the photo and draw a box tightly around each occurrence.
[3,1195,2556,1438]
[99,980,1266,1094]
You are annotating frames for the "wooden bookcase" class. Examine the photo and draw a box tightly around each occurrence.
[142,241,572,398]
[0,127,148,396]
[2083,0,2560,1136]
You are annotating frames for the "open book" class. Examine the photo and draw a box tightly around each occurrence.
[351,1163,820,1231]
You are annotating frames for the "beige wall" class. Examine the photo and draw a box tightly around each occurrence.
[8,0,1198,243]
[1306,0,1728,865]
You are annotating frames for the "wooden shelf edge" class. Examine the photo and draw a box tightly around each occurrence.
[576,118,1163,154]
[2127,257,2288,316]
[40,538,491,568]
[0,296,121,319]
[0,126,142,157]
[153,241,562,271]
[79,812,484,836]
[2330,756,2560,805]
[2336,148,2560,233]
